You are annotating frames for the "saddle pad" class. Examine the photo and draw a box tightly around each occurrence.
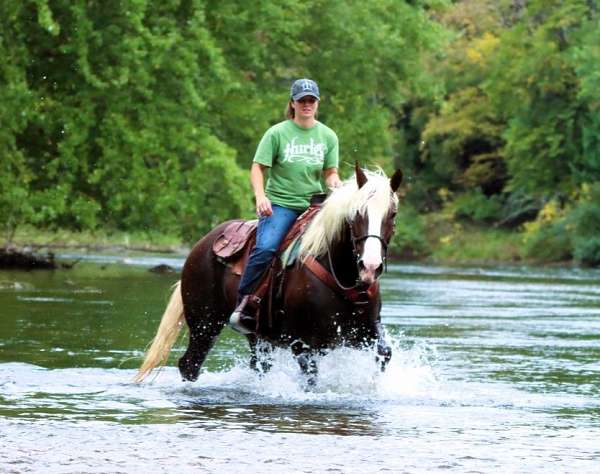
[212,219,258,259]
[280,235,303,268]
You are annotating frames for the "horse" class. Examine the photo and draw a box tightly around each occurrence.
[135,166,403,386]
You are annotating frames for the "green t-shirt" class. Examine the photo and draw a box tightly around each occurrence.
[253,120,339,210]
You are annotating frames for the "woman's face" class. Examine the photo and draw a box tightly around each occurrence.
[292,96,319,120]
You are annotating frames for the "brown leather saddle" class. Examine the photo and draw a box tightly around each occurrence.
[212,219,258,276]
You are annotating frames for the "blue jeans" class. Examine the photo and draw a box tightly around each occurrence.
[237,204,303,298]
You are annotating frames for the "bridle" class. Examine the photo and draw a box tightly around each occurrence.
[348,215,390,273]
[351,234,389,257]
[304,192,398,305]
[323,212,391,291]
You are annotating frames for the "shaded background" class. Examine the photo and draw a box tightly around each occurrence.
[1,0,599,263]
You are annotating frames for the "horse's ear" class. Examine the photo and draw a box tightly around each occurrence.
[355,162,368,189]
[390,169,403,193]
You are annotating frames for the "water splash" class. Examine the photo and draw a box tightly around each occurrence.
[166,337,440,404]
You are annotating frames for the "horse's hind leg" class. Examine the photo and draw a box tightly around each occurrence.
[178,310,226,382]
[178,234,233,382]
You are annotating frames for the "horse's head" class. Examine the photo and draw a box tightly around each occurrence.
[298,166,403,287]
[348,164,403,286]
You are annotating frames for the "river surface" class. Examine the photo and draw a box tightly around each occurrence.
[1,254,600,473]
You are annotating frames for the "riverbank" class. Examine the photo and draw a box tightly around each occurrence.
[421,219,526,265]
[2,226,190,256]
[2,222,574,269]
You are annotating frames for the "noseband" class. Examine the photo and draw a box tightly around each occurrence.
[352,233,388,253]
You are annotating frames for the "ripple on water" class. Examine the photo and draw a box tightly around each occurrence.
[3,262,600,472]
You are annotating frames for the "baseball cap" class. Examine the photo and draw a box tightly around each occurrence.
[290,78,320,101]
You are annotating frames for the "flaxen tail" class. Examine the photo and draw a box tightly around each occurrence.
[134,281,185,383]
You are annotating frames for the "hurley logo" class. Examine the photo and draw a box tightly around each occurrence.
[283,137,327,165]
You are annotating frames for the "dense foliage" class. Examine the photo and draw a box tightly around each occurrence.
[0,0,442,241]
[1,0,598,264]
[398,0,600,264]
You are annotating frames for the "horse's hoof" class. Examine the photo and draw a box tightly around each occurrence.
[376,345,392,372]
[178,356,200,382]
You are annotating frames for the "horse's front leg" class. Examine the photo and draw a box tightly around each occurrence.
[291,340,319,389]
[247,336,273,374]
[374,321,392,372]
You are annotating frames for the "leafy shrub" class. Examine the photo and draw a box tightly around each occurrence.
[573,238,600,266]
[389,204,430,259]
[571,184,600,266]
[522,220,572,262]
[452,189,503,223]
[522,199,572,262]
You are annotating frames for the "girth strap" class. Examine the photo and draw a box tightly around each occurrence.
[304,256,379,304]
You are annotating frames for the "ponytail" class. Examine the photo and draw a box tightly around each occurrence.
[285,101,295,119]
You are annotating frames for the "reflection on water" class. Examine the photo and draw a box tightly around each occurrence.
[2,259,600,471]
[176,403,384,436]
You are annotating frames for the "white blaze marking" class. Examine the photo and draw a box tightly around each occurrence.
[361,204,383,270]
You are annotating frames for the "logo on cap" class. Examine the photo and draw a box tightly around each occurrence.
[291,78,320,100]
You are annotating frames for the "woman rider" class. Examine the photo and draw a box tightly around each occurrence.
[229,78,342,334]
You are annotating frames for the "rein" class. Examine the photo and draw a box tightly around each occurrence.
[303,220,385,305]
[304,255,379,304]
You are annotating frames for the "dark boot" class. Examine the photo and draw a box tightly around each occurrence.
[229,295,259,335]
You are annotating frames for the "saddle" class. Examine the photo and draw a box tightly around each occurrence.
[212,194,326,274]
[212,219,258,276]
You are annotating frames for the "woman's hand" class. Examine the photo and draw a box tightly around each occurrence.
[327,177,343,189]
[324,167,342,189]
[250,163,272,217]
[255,195,273,217]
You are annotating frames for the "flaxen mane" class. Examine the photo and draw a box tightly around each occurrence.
[299,169,398,259]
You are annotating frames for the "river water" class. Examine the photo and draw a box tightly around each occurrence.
[1,254,599,473]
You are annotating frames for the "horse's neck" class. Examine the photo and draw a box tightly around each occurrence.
[326,225,358,287]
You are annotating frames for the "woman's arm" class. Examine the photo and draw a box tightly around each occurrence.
[250,162,273,216]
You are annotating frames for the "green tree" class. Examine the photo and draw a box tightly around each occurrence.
[485,0,595,197]
[0,0,448,242]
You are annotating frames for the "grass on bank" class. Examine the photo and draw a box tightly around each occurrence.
[391,207,526,265]
[3,219,533,266]
[2,225,188,254]
[428,224,524,264]
[422,210,525,264]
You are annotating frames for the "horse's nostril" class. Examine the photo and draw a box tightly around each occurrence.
[358,259,383,279]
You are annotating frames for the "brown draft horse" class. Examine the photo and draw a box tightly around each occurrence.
[135,166,403,385]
